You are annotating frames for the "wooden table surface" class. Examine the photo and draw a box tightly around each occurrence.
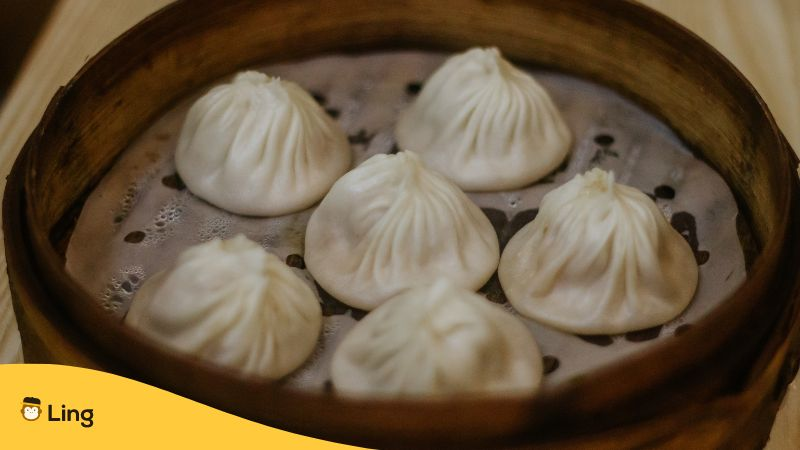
[0,1,796,447]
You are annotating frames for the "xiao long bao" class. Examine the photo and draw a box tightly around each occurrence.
[175,71,351,216]
[331,279,543,397]
[125,235,322,379]
[499,169,698,335]
[395,47,571,191]
[304,151,499,310]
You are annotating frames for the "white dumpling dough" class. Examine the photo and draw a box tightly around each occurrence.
[395,47,571,191]
[125,235,322,379]
[305,151,499,310]
[499,169,698,334]
[331,279,543,397]
[175,71,351,216]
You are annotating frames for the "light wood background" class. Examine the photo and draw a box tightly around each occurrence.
[0,1,796,447]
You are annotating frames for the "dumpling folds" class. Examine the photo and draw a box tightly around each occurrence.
[176,71,351,216]
[331,279,543,397]
[395,47,571,191]
[125,235,322,379]
[304,151,499,310]
[499,169,698,334]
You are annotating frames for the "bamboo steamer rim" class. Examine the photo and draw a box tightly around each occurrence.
[5,0,799,446]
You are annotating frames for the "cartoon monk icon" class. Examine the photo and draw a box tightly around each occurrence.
[21,397,41,421]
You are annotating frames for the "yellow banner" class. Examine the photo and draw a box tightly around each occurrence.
[0,364,360,449]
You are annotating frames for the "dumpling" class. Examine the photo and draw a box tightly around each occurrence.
[175,71,351,216]
[498,168,698,335]
[304,151,499,310]
[125,234,322,378]
[331,279,543,397]
[395,47,571,191]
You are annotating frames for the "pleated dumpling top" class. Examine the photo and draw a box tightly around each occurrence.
[176,71,351,216]
[305,151,499,310]
[396,47,571,191]
[499,169,698,334]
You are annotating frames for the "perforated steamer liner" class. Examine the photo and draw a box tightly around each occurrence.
[65,51,746,394]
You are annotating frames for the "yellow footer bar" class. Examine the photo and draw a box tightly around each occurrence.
[0,364,359,449]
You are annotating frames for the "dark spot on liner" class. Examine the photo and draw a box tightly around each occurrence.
[323,380,333,393]
[674,324,692,336]
[503,209,539,248]
[695,250,710,265]
[348,129,373,145]
[654,185,676,199]
[555,156,570,173]
[124,231,146,243]
[577,334,614,347]
[646,193,657,201]
[543,356,560,374]
[481,208,507,242]
[120,281,133,292]
[325,108,340,119]
[484,291,505,304]
[539,157,570,183]
[161,173,186,190]
[590,146,620,165]
[113,215,125,224]
[285,254,306,269]
[481,207,540,250]
[350,308,368,321]
[594,134,614,146]
[155,221,165,227]
[128,274,140,284]
[389,143,400,154]
[624,325,663,342]
[670,211,710,266]
[589,149,603,165]
[405,81,423,95]
[311,91,326,105]
[479,272,506,304]
[315,282,349,316]
[725,270,733,281]
[671,212,698,247]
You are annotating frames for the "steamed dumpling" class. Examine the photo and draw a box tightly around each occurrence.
[395,47,571,191]
[125,235,322,378]
[175,71,351,216]
[331,279,543,397]
[499,169,698,335]
[305,151,499,310]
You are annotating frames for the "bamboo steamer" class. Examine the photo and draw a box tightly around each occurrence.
[4,0,800,448]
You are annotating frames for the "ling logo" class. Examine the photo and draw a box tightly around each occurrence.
[20,396,94,428]
[21,397,42,421]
